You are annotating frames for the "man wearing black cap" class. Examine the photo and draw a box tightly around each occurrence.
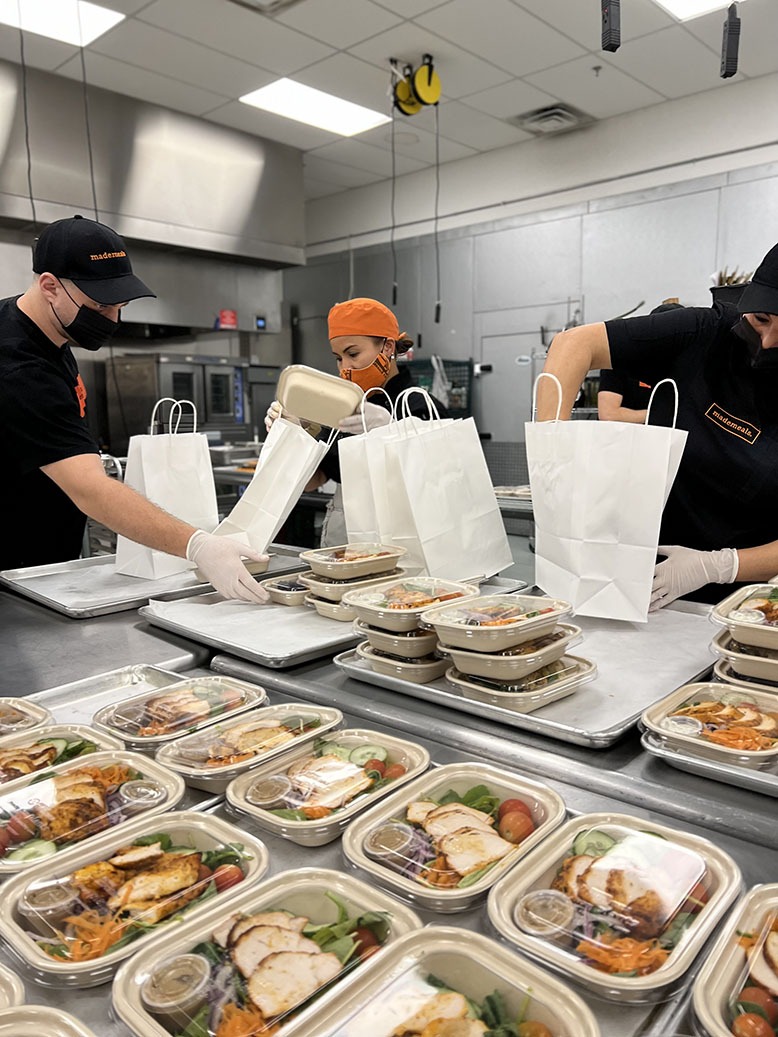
[0,215,268,603]
[536,240,778,609]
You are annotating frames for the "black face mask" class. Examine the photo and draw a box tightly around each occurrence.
[51,282,119,352]
[732,316,778,370]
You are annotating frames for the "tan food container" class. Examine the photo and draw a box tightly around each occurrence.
[0,750,185,878]
[640,681,778,769]
[0,724,124,785]
[226,728,430,847]
[277,364,364,427]
[305,926,600,1037]
[353,619,438,659]
[91,676,267,753]
[710,584,778,648]
[710,628,778,684]
[300,542,406,580]
[298,568,403,602]
[488,811,741,1003]
[155,703,342,793]
[0,1006,98,1036]
[356,641,448,683]
[440,622,582,680]
[693,883,778,1037]
[305,593,357,622]
[421,593,573,651]
[342,577,480,633]
[342,761,566,913]
[111,867,423,1037]
[714,656,778,691]
[0,698,52,734]
[0,810,269,987]
[259,573,311,605]
[446,654,596,713]
[0,964,23,1009]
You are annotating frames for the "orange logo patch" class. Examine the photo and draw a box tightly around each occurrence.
[705,403,760,445]
[75,374,87,418]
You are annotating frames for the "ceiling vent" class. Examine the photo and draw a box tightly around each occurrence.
[508,103,595,136]
[225,0,305,15]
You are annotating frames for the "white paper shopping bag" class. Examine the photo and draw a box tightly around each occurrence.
[214,418,332,553]
[115,399,218,580]
[526,375,688,622]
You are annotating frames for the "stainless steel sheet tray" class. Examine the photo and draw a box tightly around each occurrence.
[140,593,360,668]
[641,729,778,797]
[0,546,304,619]
[334,605,714,747]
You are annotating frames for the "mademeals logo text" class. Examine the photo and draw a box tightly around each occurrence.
[705,403,761,445]
[90,250,126,261]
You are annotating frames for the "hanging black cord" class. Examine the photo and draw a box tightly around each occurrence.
[390,105,398,306]
[16,2,37,224]
[76,4,99,220]
[433,102,441,323]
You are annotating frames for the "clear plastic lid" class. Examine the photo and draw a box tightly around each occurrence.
[728,587,778,627]
[425,594,569,629]
[0,725,122,786]
[513,823,707,980]
[0,963,23,1010]
[658,686,778,755]
[310,544,399,564]
[0,698,52,734]
[450,657,580,694]
[0,1006,98,1036]
[343,578,477,612]
[300,568,404,589]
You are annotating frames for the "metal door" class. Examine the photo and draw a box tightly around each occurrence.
[474,335,545,443]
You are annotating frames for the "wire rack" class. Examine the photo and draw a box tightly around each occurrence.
[400,358,473,417]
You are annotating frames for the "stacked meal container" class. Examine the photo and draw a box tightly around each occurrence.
[297,542,408,622]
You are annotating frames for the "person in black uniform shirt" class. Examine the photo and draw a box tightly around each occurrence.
[536,241,778,609]
[0,215,268,602]
[265,297,448,546]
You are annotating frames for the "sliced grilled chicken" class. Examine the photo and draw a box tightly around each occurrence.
[406,800,439,825]
[423,807,495,842]
[419,1020,488,1037]
[107,852,201,909]
[304,771,373,810]
[108,843,165,869]
[246,950,342,1017]
[52,781,105,808]
[213,912,242,948]
[117,884,203,925]
[550,854,595,900]
[392,992,470,1034]
[36,798,108,843]
[231,924,321,979]
[227,912,308,946]
[72,861,125,904]
[749,937,778,996]
[437,827,514,876]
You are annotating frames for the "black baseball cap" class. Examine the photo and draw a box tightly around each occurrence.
[32,215,156,305]
[738,242,778,316]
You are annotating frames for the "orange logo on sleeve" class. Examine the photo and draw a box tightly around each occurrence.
[75,374,87,418]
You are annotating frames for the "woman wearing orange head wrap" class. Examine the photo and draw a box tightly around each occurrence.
[265,297,448,546]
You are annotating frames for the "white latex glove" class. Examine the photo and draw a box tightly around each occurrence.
[338,401,391,435]
[186,531,270,603]
[650,545,739,612]
[264,400,300,433]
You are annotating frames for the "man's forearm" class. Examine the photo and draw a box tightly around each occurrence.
[83,479,196,556]
[735,541,778,584]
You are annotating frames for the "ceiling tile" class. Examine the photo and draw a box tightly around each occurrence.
[101,0,154,13]
[515,0,674,51]
[203,99,340,148]
[600,24,726,97]
[358,117,478,164]
[56,51,228,115]
[0,27,76,72]
[90,19,276,97]
[465,78,557,119]
[138,0,335,74]
[304,153,385,188]
[526,55,665,119]
[414,0,585,77]
[349,22,512,98]
[293,52,393,113]
[682,0,778,79]
[276,0,402,49]
[307,137,429,176]
[436,100,533,149]
[373,0,452,16]
[303,176,347,199]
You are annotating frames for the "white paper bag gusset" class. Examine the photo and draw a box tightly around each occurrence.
[213,416,333,553]
[526,374,687,623]
[115,399,218,580]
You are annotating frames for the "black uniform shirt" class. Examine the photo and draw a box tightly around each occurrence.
[319,365,449,484]
[605,302,778,601]
[598,368,652,411]
[0,296,99,569]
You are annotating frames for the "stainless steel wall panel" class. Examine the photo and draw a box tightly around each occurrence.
[717,176,778,278]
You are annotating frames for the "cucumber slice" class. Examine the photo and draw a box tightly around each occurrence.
[6,839,58,862]
[349,744,389,766]
[572,829,616,857]
[718,691,757,706]
[37,738,69,759]
[325,744,354,762]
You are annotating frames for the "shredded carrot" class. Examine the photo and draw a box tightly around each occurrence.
[216,1002,280,1037]
[576,934,670,976]
[71,763,136,789]
[45,909,130,962]
[702,726,776,751]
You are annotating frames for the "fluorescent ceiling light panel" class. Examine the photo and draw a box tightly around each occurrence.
[240,78,390,136]
[651,0,746,20]
[0,0,125,46]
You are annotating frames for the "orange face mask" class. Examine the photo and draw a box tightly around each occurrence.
[339,350,392,392]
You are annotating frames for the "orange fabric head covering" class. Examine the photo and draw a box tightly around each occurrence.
[328,298,402,341]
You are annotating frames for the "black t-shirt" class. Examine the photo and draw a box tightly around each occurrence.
[319,366,450,484]
[605,302,778,601]
[0,296,99,569]
[598,368,652,410]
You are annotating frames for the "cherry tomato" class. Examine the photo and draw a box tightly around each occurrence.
[212,864,244,893]
[362,759,386,777]
[739,989,778,1027]
[353,927,380,960]
[6,811,37,844]
[0,828,9,856]
[517,1023,553,1037]
[731,1013,775,1037]
[382,764,407,781]
[681,880,709,914]
[197,863,213,884]
[498,811,535,844]
[498,798,533,821]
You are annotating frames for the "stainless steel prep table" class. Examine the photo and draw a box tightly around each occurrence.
[6,688,775,1037]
